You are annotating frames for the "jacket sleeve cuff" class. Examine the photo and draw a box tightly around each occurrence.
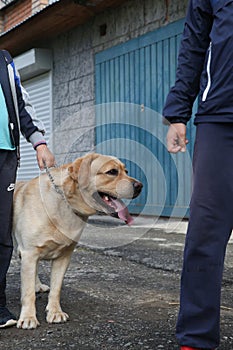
[163,117,188,125]
[29,131,47,149]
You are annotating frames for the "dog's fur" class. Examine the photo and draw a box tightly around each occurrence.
[13,153,142,329]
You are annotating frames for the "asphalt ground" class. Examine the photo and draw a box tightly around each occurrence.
[2,216,233,349]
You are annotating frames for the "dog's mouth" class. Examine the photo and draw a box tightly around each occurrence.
[93,192,134,225]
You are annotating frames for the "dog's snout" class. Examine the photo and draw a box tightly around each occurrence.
[133,181,143,197]
[134,181,143,189]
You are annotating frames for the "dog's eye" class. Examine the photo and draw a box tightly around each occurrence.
[106,169,119,176]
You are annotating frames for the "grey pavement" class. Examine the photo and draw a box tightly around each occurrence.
[2,215,233,349]
[81,215,233,272]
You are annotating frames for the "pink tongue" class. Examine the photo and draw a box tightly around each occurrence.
[112,199,134,226]
[118,209,134,225]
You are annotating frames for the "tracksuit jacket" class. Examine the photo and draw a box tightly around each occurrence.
[163,0,233,124]
[0,50,46,159]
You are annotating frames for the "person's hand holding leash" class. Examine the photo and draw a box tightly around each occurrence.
[36,144,56,170]
[166,123,188,153]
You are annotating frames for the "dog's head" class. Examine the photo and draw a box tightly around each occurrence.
[64,153,143,224]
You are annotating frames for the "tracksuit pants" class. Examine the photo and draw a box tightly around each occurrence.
[176,123,233,349]
[0,150,17,307]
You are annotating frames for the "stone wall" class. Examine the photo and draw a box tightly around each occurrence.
[51,0,188,163]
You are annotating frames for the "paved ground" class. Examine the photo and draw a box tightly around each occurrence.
[2,216,233,349]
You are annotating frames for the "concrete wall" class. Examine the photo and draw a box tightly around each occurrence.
[51,0,188,163]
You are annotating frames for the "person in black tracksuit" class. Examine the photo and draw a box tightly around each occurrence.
[0,50,55,328]
[163,1,233,349]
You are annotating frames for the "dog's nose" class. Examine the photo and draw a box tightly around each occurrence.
[133,181,143,197]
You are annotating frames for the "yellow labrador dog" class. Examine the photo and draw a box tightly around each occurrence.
[13,153,142,329]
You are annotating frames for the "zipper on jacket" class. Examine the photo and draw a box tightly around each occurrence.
[8,122,20,166]
[9,122,15,146]
[202,42,212,102]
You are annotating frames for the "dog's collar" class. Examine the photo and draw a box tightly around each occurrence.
[43,161,87,221]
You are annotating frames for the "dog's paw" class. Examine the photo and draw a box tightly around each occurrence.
[17,316,40,329]
[46,310,69,324]
[35,283,50,293]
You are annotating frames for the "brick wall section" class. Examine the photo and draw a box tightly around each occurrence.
[4,0,31,31]
[2,0,48,32]
[51,0,189,162]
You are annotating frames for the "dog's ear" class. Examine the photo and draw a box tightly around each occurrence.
[68,158,83,182]
[68,153,98,187]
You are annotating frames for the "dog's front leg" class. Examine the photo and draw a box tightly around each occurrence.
[35,263,50,293]
[17,251,40,329]
[46,250,73,324]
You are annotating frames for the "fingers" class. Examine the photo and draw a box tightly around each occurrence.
[36,144,56,170]
[166,123,188,153]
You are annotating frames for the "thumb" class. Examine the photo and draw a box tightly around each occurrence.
[179,133,187,152]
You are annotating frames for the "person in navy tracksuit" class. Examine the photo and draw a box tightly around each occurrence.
[0,50,55,328]
[163,1,233,349]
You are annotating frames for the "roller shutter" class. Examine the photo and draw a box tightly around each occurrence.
[17,73,52,180]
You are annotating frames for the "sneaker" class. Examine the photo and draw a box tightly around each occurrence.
[0,306,17,328]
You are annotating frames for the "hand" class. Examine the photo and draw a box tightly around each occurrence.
[166,123,188,153]
[36,144,56,170]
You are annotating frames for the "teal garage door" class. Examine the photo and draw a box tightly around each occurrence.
[95,19,196,218]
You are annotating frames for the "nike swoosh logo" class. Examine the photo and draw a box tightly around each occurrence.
[7,184,15,191]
